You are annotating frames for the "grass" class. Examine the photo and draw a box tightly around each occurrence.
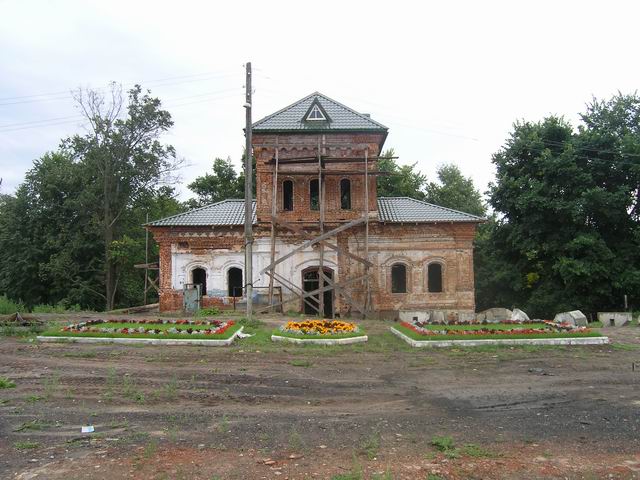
[0,295,25,314]
[14,441,40,450]
[14,419,50,432]
[41,322,242,341]
[32,303,82,313]
[0,377,16,389]
[429,436,493,460]
[360,431,381,460]
[394,323,604,341]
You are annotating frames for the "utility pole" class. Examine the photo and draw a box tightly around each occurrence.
[244,62,253,320]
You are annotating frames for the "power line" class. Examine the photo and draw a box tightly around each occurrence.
[0,69,243,106]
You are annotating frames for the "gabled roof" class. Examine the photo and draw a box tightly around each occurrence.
[252,92,388,133]
[377,197,484,223]
[146,199,256,227]
[147,198,483,227]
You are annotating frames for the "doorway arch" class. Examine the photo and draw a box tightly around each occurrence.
[302,267,334,317]
[191,267,207,296]
[227,267,243,297]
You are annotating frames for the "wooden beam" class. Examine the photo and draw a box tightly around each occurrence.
[272,216,373,267]
[258,214,374,276]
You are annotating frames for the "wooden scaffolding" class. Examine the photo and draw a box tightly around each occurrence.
[257,140,393,318]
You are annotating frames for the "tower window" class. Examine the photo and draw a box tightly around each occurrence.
[306,104,326,121]
[283,180,293,211]
[310,179,319,211]
[340,178,351,210]
[391,263,407,293]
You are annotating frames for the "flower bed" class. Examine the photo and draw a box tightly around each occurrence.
[276,319,364,338]
[395,319,603,342]
[41,318,240,341]
[272,319,367,344]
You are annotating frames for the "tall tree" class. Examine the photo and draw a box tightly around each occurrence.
[425,164,486,216]
[376,148,428,199]
[481,94,640,316]
[187,157,244,207]
[63,83,181,310]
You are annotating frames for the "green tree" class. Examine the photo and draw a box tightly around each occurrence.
[187,157,243,207]
[481,94,640,316]
[64,83,181,310]
[376,148,428,199]
[425,164,486,216]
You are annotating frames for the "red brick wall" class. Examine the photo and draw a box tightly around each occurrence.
[253,132,384,225]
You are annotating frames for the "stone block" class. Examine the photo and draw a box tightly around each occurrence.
[511,308,530,322]
[554,310,588,327]
[597,312,632,327]
[477,308,513,323]
[399,311,430,323]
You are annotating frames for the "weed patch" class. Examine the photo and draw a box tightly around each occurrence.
[14,441,40,450]
[0,377,16,389]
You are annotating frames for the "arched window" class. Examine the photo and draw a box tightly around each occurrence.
[282,180,293,211]
[310,179,319,211]
[228,267,243,297]
[340,178,351,210]
[391,263,407,293]
[428,263,443,293]
[192,267,207,296]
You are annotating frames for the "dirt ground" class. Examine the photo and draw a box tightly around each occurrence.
[1,315,639,479]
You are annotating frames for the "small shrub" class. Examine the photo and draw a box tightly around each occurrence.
[462,443,492,458]
[431,435,455,452]
[0,295,25,314]
[238,317,265,329]
[0,377,16,389]
[198,306,221,316]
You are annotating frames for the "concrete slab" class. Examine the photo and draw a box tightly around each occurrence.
[37,327,244,346]
[271,334,368,345]
[390,327,609,348]
[598,312,632,327]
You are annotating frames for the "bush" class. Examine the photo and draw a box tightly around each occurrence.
[198,306,221,316]
[0,295,25,315]
[31,302,83,314]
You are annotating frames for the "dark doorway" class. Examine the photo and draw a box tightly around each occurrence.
[428,263,443,292]
[228,267,243,297]
[302,267,333,317]
[192,268,207,296]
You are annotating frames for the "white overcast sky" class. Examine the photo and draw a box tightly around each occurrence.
[1,0,638,201]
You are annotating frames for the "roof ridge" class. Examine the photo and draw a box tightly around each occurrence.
[313,92,388,130]
[252,92,388,131]
[252,92,318,128]
[144,199,230,226]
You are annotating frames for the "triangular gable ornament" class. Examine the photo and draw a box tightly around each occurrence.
[303,99,330,122]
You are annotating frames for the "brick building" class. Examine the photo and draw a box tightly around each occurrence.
[147,93,483,319]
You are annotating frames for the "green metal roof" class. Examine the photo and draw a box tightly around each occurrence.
[147,198,482,227]
[252,92,388,132]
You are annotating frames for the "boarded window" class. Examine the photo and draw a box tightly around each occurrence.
[428,263,443,292]
[340,178,351,210]
[283,180,293,211]
[310,179,319,211]
[391,263,407,293]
